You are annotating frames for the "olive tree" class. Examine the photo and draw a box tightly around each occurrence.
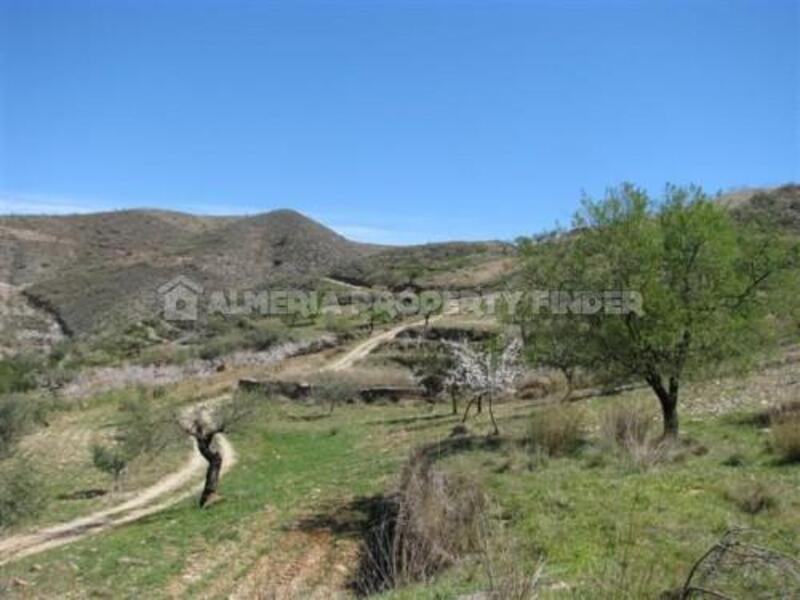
[519,184,798,438]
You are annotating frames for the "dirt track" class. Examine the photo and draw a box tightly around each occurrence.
[0,315,435,568]
[0,428,236,567]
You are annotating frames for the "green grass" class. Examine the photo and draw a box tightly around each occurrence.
[1,388,798,598]
[0,400,403,597]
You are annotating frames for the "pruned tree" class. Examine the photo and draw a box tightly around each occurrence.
[444,336,523,436]
[519,184,799,438]
[178,393,257,507]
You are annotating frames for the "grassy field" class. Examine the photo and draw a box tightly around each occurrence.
[0,344,798,599]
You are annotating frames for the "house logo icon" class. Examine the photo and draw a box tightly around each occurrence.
[158,276,203,321]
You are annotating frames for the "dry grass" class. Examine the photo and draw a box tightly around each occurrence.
[597,400,678,470]
[477,517,544,600]
[527,405,585,457]
[354,448,487,595]
[770,407,800,463]
[599,400,653,449]
[725,479,778,515]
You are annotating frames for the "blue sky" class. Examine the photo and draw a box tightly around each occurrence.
[1,0,797,244]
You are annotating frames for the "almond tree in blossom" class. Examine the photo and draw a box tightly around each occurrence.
[444,336,523,436]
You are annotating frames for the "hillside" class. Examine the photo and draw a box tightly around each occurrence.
[725,184,800,233]
[0,209,382,336]
[0,209,507,339]
[1,186,796,341]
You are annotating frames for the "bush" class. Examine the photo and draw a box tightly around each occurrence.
[599,400,653,450]
[116,388,175,456]
[597,400,675,470]
[311,375,359,413]
[92,443,128,487]
[527,405,585,457]
[354,448,487,595]
[198,335,239,360]
[323,314,361,341]
[771,411,800,463]
[0,395,50,458]
[725,480,777,515]
[0,355,40,394]
[0,460,47,529]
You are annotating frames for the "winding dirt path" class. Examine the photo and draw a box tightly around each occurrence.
[324,310,454,373]
[0,428,236,567]
[0,312,445,571]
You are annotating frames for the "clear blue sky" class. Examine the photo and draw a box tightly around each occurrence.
[1,0,797,244]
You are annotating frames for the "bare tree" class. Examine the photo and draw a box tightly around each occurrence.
[178,394,255,507]
[444,336,523,436]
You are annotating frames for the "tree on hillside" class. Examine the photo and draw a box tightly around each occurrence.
[520,184,799,438]
[91,389,176,490]
[0,395,50,527]
[178,392,257,507]
[500,242,600,401]
[445,336,523,436]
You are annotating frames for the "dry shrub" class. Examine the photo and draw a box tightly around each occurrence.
[770,408,800,463]
[679,529,800,598]
[598,400,676,470]
[725,479,777,515]
[767,399,800,423]
[477,518,544,600]
[527,405,585,457]
[354,448,487,595]
[599,400,653,449]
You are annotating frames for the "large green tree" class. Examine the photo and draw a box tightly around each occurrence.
[519,184,798,438]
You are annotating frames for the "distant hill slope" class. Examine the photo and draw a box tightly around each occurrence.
[0,208,509,338]
[330,240,517,290]
[1,185,795,340]
[0,209,382,335]
[723,184,800,233]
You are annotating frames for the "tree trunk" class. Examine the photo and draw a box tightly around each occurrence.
[487,394,499,437]
[646,373,679,439]
[450,387,458,415]
[561,367,575,403]
[196,433,223,507]
[462,395,476,422]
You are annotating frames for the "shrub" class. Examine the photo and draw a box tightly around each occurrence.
[0,460,47,529]
[323,314,361,341]
[198,335,239,360]
[0,355,40,394]
[311,375,359,413]
[598,400,674,470]
[725,480,777,514]
[771,412,800,463]
[599,401,652,450]
[478,520,544,600]
[116,388,175,456]
[527,405,585,457]
[0,395,50,458]
[92,443,129,487]
[354,449,487,595]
